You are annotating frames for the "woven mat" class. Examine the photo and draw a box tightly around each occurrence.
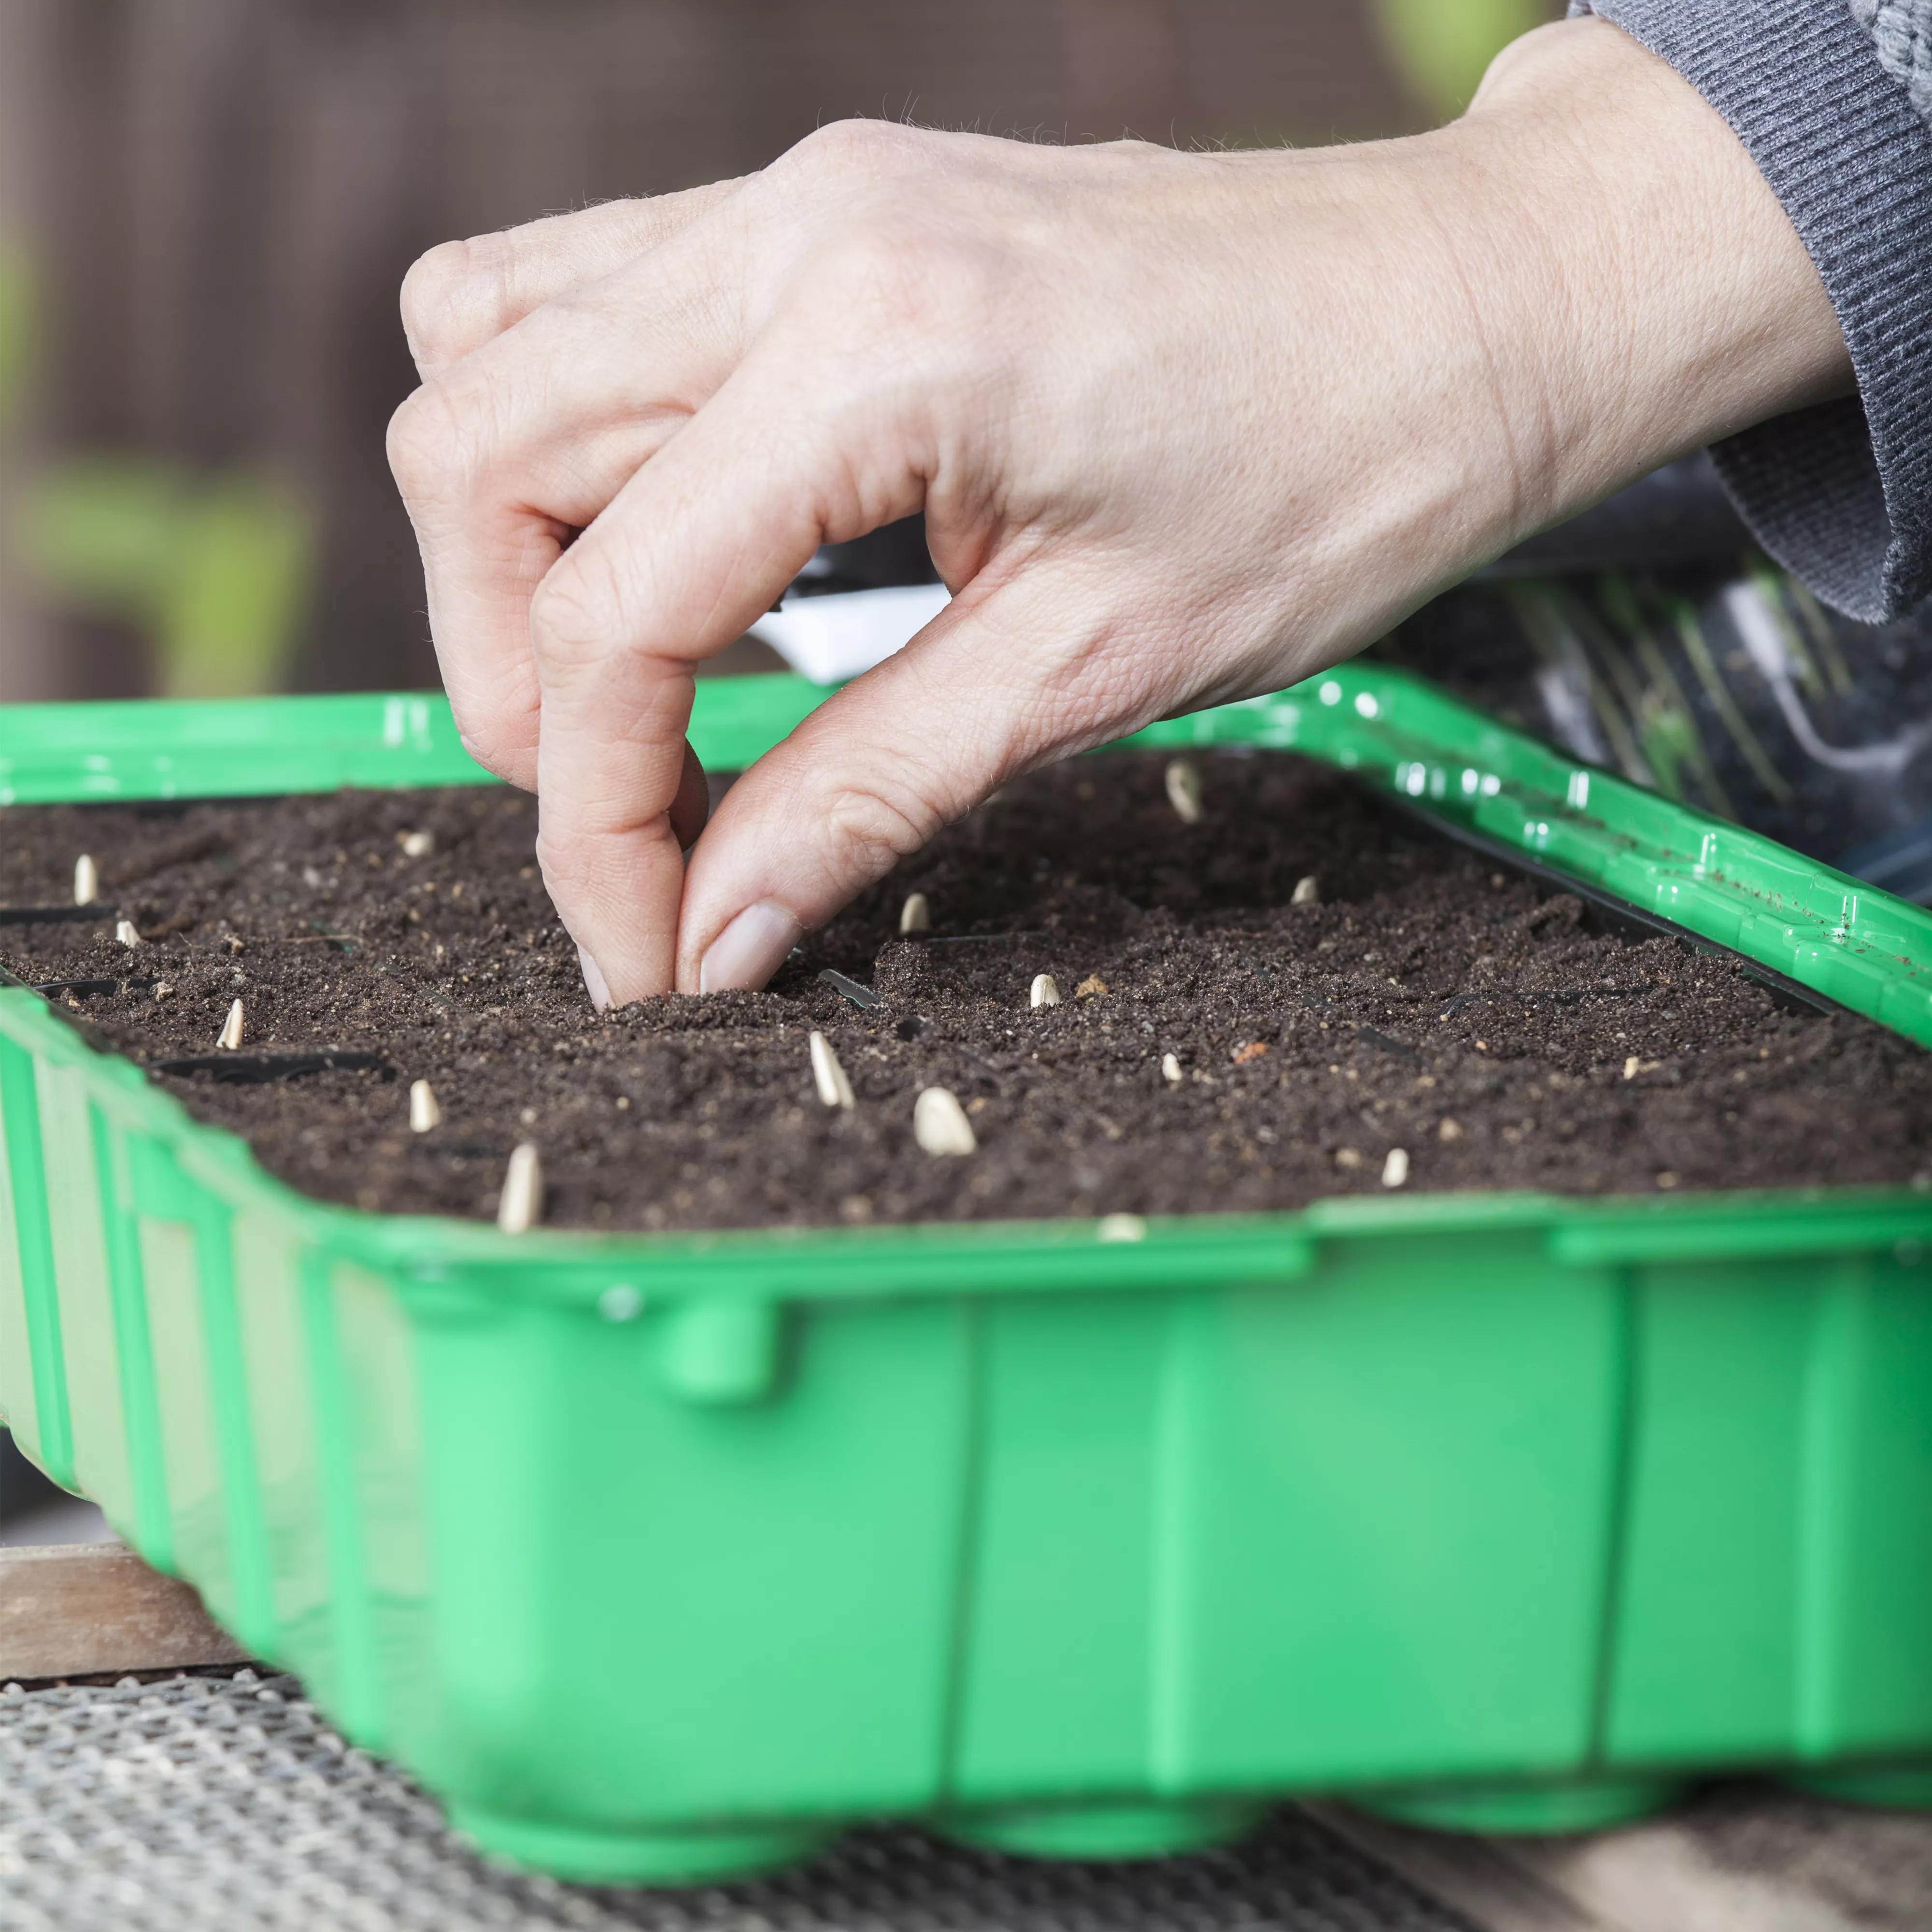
[0,1671,1472,1932]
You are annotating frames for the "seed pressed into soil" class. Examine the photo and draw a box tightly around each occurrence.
[4,751,1931,1232]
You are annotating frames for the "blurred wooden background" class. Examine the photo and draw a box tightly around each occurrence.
[0,0,1473,703]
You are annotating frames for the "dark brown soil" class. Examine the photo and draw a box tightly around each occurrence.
[4,752,1930,1232]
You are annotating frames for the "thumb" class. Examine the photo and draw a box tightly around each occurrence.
[678,564,1156,992]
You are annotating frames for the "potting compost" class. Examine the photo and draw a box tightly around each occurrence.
[4,750,1929,1231]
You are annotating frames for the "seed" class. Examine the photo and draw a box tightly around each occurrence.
[1438,1117,1463,1142]
[1076,974,1108,999]
[809,1031,855,1110]
[400,830,435,858]
[217,999,245,1051]
[1164,759,1204,824]
[1656,1171,1680,1191]
[899,892,931,935]
[153,982,174,1003]
[913,1086,977,1156]
[409,1079,441,1133]
[114,919,141,947]
[498,1142,544,1233]
[1096,1213,1147,1243]
[1291,875,1321,906]
[1030,973,1062,1009]
[1335,1147,1363,1170]
[1623,1055,1641,1080]
[1161,1052,1183,1085]
[73,855,99,906]
[1381,1148,1410,1189]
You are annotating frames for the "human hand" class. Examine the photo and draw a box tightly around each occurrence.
[388,16,1847,1004]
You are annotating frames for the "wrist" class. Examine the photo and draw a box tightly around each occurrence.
[1431,16,1850,543]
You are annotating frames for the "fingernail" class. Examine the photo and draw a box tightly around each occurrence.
[700,899,803,994]
[578,945,612,1013]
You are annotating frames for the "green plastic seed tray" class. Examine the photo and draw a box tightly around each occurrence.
[4,666,1932,1884]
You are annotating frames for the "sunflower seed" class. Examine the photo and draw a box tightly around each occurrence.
[217,999,245,1051]
[114,919,141,947]
[73,855,99,907]
[1291,875,1321,906]
[1381,1147,1410,1188]
[400,830,435,858]
[1164,759,1204,824]
[1161,1052,1183,1085]
[1030,973,1062,1009]
[898,892,931,935]
[809,1031,855,1110]
[913,1086,977,1156]
[409,1079,441,1133]
[498,1142,544,1234]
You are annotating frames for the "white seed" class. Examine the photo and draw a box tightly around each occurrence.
[1382,1148,1410,1189]
[409,1079,441,1133]
[809,1031,855,1110]
[217,999,245,1051]
[1164,758,1204,824]
[898,891,931,935]
[498,1142,544,1234]
[73,854,99,906]
[1161,1052,1183,1085]
[1291,875,1321,906]
[913,1086,977,1156]
[400,830,435,858]
[1623,1055,1641,1080]
[1030,973,1062,1009]
[153,981,174,1003]
[1096,1213,1147,1243]
[114,919,141,948]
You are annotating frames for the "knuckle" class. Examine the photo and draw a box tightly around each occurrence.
[384,381,466,501]
[820,770,943,880]
[785,117,922,182]
[528,552,621,671]
[399,237,486,365]
[388,384,456,502]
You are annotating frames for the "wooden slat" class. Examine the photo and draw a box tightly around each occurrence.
[0,1543,250,1680]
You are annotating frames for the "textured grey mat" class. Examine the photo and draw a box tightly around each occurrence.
[0,1671,1473,1932]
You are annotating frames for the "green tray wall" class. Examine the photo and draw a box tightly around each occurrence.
[3,669,1932,1882]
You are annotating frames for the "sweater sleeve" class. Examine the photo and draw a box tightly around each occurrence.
[1567,0,1932,621]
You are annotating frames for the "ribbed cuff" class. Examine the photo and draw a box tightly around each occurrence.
[1572,0,1932,620]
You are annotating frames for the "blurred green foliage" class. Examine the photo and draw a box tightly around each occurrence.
[3,231,313,697]
[18,457,313,697]
[1369,0,1557,118]
[0,241,31,431]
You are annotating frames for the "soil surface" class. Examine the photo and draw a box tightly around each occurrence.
[4,752,1930,1232]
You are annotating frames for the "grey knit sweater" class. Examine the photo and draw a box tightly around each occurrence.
[1568,1,1932,620]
